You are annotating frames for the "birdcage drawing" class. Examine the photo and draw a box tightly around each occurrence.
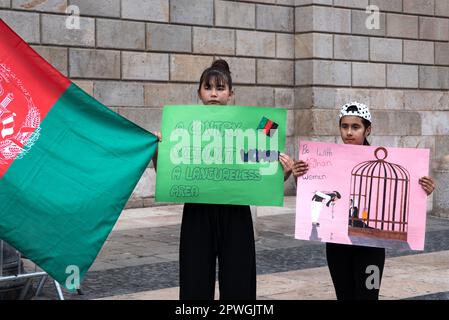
[348,147,410,241]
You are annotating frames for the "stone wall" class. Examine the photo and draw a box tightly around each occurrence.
[295,0,449,212]
[1,0,447,210]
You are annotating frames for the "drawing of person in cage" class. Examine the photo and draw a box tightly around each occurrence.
[310,191,341,226]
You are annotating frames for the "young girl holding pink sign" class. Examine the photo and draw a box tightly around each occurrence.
[292,102,435,300]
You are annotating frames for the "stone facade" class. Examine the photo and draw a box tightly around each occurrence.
[1,0,447,212]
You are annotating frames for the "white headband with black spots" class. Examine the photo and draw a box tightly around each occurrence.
[339,101,371,122]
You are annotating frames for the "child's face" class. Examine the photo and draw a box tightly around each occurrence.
[340,116,371,145]
[198,79,233,106]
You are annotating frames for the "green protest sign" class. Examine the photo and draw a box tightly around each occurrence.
[155,105,286,206]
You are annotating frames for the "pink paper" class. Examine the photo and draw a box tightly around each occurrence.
[295,141,430,250]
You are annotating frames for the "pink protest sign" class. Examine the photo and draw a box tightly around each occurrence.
[295,141,430,250]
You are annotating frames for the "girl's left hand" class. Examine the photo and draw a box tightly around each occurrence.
[419,176,436,196]
[279,153,294,181]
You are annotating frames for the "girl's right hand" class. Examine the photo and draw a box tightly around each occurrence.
[154,132,162,142]
[292,160,309,178]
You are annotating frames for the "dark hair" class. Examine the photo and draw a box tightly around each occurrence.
[339,117,372,146]
[325,191,341,206]
[198,59,232,92]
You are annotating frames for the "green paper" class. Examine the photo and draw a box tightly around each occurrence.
[155,105,287,206]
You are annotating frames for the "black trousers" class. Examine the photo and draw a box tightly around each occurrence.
[179,203,256,300]
[326,243,385,300]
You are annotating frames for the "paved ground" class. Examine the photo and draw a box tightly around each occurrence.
[30,197,449,300]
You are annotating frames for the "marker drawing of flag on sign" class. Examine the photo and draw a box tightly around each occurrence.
[258,116,279,137]
[0,19,158,289]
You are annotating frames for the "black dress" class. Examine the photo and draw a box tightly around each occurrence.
[326,243,385,300]
[179,203,256,300]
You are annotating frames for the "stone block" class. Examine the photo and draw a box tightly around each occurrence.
[370,38,402,63]
[257,4,294,32]
[144,83,198,107]
[69,49,120,79]
[170,55,213,82]
[419,66,449,89]
[215,0,255,29]
[121,0,169,22]
[296,60,351,86]
[369,0,402,12]
[294,87,313,109]
[312,87,338,109]
[295,33,333,59]
[334,88,370,108]
[352,62,386,87]
[404,90,449,111]
[386,14,418,39]
[0,0,10,7]
[435,136,449,160]
[319,60,352,86]
[94,81,144,107]
[275,88,294,109]
[421,111,449,135]
[333,0,368,8]
[419,17,449,41]
[372,111,421,135]
[69,0,120,17]
[42,14,95,46]
[218,57,256,84]
[193,27,235,55]
[387,64,418,88]
[369,89,404,110]
[369,136,400,147]
[234,86,275,107]
[403,0,434,15]
[276,33,294,59]
[147,23,191,53]
[295,109,340,135]
[399,136,435,157]
[334,35,369,61]
[403,40,434,65]
[0,10,39,43]
[435,0,449,17]
[297,6,351,33]
[12,0,66,12]
[257,60,294,85]
[170,0,213,26]
[122,52,169,81]
[295,0,332,5]
[97,19,145,50]
[236,30,276,57]
[436,42,449,65]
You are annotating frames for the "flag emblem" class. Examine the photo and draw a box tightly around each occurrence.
[258,116,279,137]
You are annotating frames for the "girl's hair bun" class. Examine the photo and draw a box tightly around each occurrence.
[211,59,230,74]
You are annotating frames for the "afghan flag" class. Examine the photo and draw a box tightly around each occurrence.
[258,116,279,137]
[0,20,157,289]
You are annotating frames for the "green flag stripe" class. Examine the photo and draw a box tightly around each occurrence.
[0,83,157,287]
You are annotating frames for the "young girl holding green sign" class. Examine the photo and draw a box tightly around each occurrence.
[154,59,292,300]
[292,101,435,300]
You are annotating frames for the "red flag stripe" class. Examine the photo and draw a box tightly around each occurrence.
[0,19,71,176]
[263,119,273,135]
